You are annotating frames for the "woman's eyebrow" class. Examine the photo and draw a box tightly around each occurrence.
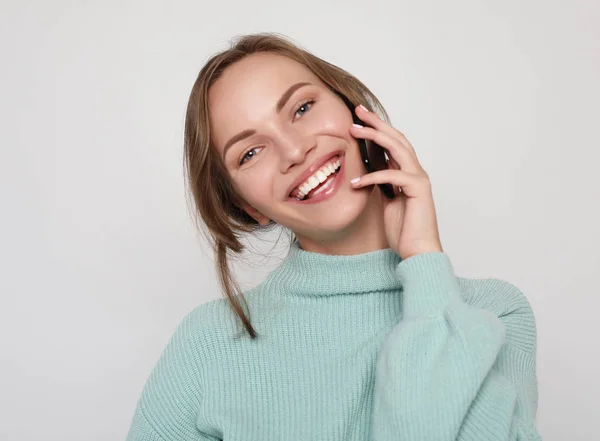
[221,82,313,158]
[275,81,312,112]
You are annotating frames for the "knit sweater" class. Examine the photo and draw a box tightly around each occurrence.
[126,242,541,441]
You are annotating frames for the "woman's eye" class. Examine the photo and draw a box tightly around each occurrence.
[239,146,262,165]
[294,99,315,120]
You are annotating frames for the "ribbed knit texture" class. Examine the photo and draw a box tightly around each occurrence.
[126,242,541,441]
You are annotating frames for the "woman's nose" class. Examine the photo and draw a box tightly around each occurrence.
[278,133,317,173]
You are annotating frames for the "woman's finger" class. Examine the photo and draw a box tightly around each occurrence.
[350,168,428,198]
[355,105,418,157]
[350,124,422,175]
[387,156,403,195]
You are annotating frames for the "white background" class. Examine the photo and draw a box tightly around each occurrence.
[1,0,598,439]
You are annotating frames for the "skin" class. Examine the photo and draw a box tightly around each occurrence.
[209,52,444,259]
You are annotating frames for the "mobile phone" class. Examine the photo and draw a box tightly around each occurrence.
[337,92,395,199]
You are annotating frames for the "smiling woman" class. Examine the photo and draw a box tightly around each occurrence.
[126,32,541,441]
[185,37,393,336]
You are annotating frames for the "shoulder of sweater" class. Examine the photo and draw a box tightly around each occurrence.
[457,276,537,354]
[166,286,263,350]
[456,277,533,316]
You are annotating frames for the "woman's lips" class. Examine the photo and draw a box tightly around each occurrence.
[286,150,344,198]
[288,155,342,199]
[288,155,345,204]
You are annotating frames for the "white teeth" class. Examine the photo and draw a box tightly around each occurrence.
[295,158,341,199]
[316,170,327,183]
[307,176,320,188]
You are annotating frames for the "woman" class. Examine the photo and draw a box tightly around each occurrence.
[126,33,541,440]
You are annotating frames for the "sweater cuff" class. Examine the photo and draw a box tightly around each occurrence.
[395,252,464,317]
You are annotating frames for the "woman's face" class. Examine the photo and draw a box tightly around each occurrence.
[209,52,377,244]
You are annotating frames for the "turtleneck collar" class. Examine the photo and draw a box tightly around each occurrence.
[262,241,404,297]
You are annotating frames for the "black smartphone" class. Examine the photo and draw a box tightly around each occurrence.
[337,92,395,199]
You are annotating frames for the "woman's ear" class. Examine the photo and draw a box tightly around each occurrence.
[240,201,270,226]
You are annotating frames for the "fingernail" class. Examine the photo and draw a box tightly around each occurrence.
[352,123,363,128]
[359,104,369,112]
[350,177,361,184]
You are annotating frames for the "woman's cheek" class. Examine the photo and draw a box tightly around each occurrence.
[317,106,352,134]
[243,172,272,205]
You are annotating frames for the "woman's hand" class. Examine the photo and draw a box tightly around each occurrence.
[349,104,444,261]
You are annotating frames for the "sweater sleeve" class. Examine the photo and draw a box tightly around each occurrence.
[370,252,541,441]
[125,313,221,441]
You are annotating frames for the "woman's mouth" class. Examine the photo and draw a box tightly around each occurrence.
[288,155,345,204]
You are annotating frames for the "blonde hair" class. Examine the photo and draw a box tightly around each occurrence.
[183,32,390,339]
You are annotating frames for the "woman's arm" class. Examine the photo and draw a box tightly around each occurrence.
[371,252,541,441]
[125,314,221,441]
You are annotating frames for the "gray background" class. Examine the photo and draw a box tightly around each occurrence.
[1,0,598,439]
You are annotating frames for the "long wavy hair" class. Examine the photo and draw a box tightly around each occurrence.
[183,32,390,339]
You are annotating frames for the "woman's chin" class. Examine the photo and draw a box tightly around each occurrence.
[290,190,374,237]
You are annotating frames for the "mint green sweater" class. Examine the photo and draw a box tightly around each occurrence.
[126,243,541,440]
